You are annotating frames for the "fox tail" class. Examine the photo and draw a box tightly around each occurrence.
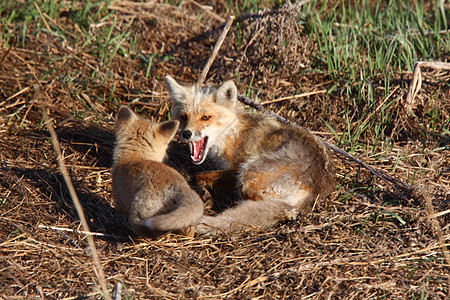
[196,198,303,235]
[138,190,204,235]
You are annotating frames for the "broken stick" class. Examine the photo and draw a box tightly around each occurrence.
[237,94,413,190]
[196,15,235,89]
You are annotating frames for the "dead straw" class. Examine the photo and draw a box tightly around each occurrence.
[37,89,112,300]
[422,185,450,297]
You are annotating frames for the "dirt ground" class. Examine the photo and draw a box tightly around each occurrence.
[0,0,449,299]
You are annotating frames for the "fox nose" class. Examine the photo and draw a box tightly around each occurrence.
[181,130,192,139]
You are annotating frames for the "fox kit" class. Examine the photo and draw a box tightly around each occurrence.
[166,76,335,234]
[112,106,204,237]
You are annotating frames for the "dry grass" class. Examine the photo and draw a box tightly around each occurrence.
[0,0,449,299]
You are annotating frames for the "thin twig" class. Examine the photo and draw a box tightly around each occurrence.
[236,25,265,74]
[323,140,412,189]
[261,89,327,105]
[195,15,235,90]
[185,0,225,22]
[37,88,112,300]
[37,224,120,239]
[0,41,14,66]
[113,282,122,300]
[237,94,413,190]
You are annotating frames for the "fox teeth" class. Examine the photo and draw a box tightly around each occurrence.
[190,137,207,163]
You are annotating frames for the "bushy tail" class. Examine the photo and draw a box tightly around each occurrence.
[196,199,298,235]
[140,191,204,233]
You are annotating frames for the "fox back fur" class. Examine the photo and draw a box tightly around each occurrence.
[166,76,335,234]
[112,106,204,237]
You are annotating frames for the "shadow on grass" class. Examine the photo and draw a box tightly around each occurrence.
[3,165,133,242]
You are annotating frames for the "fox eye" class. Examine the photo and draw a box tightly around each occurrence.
[201,115,211,121]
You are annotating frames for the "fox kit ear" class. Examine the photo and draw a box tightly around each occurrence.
[214,80,237,107]
[117,106,137,122]
[116,106,137,130]
[158,120,180,141]
[165,75,189,105]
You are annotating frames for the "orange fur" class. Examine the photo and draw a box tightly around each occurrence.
[166,76,335,234]
[112,106,204,238]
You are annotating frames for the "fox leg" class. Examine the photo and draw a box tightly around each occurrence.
[196,175,314,235]
[196,186,315,235]
[196,198,294,234]
[195,169,238,190]
[195,169,238,208]
[239,162,315,209]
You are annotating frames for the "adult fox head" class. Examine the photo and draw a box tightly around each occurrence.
[165,75,240,165]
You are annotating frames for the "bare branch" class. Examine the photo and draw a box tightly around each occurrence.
[195,15,235,90]
[36,88,112,300]
[237,94,413,190]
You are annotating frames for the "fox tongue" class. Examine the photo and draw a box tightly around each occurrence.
[191,137,207,163]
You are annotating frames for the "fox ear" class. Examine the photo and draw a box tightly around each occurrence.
[166,75,189,105]
[214,80,237,107]
[158,120,180,140]
[116,106,137,129]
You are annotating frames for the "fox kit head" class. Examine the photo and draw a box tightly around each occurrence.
[165,75,240,165]
[114,106,179,163]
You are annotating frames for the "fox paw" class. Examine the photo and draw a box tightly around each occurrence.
[202,189,214,210]
[179,225,196,238]
[195,172,216,189]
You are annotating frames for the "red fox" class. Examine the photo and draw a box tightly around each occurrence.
[166,76,335,234]
[112,106,204,237]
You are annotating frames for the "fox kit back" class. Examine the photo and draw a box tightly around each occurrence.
[166,76,335,234]
[112,106,204,237]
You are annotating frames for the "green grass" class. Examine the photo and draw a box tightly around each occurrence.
[1,0,447,151]
[306,0,449,95]
[1,0,139,79]
[302,0,449,151]
[0,0,145,117]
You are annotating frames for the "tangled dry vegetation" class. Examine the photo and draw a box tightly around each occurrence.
[0,0,449,299]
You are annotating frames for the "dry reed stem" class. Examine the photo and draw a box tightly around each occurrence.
[185,0,225,22]
[235,25,265,74]
[406,61,450,113]
[37,224,119,239]
[195,15,235,90]
[113,282,122,300]
[34,2,52,33]
[261,89,327,105]
[237,93,413,190]
[37,91,112,300]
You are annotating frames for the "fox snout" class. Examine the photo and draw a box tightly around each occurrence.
[178,127,210,164]
[180,128,203,141]
[181,130,192,140]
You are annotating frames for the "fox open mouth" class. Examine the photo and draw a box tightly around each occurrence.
[190,137,208,164]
